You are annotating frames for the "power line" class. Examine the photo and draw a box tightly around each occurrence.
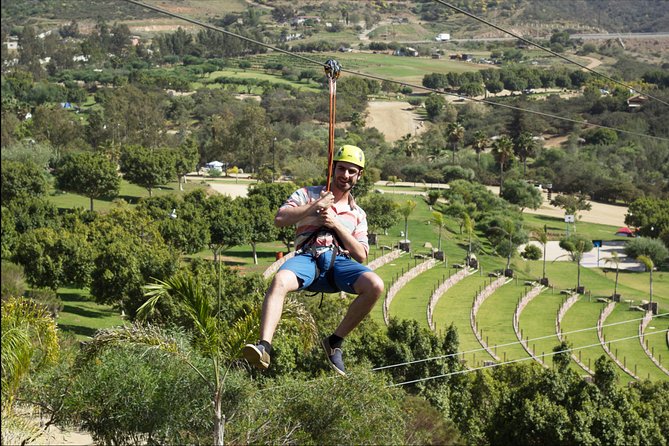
[372,312,669,371]
[119,0,669,143]
[388,329,669,387]
[431,0,669,107]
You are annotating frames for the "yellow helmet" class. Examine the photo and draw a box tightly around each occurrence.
[333,145,365,169]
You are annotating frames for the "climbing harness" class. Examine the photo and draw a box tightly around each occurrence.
[324,59,341,192]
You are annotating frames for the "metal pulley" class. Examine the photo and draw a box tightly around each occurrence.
[324,59,341,80]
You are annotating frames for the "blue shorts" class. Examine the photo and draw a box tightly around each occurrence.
[278,249,372,294]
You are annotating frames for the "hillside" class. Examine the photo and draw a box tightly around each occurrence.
[2,0,668,35]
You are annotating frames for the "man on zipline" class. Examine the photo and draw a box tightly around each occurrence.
[243,145,384,376]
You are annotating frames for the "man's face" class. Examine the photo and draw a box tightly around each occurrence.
[333,161,362,192]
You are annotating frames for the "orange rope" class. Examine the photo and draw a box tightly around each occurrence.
[326,78,337,191]
[324,59,340,192]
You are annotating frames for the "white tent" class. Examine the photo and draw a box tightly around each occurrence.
[205,161,224,169]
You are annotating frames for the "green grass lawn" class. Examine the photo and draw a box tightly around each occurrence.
[517,289,567,369]
[432,272,496,368]
[388,260,450,329]
[56,287,126,340]
[602,304,667,382]
[48,178,210,212]
[476,280,536,363]
[560,297,615,377]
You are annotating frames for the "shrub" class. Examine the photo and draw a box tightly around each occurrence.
[1,261,26,300]
[522,244,542,260]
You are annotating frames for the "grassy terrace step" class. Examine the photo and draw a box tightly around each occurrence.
[476,281,535,363]
[560,298,612,377]
[367,254,413,325]
[432,273,496,368]
[602,304,668,382]
[389,261,451,329]
[643,313,669,373]
[517,289,566,368]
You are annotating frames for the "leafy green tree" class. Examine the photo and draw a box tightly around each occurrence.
[13,228,93,291]
[1,161,49,205]
[425,93,446,120]
[248,182,296,251]
[550,193,592,233]
[120,145,175,197]
[103,85,167,147]
[625,197,669,239]
[54,152,120,211]
[558,234,594,291]
[624,237,668,266]
[359,194,400,236]
[1,207,18,259]
[172,140,199,192]
[501,179,542,212]
[30,105,84,159]
[491,135,515,196]
[241,195,275,265]
[204,195,251,261]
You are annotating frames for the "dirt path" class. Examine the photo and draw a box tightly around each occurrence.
[365,101,427,142]
[485,186,627,227]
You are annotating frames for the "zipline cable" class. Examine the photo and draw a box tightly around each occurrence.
[372,312,669,371]
[388,329,669,387]
[431,0,669,107]
[119,0,669,143]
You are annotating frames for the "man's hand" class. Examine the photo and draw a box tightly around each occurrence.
[315,190,334,214]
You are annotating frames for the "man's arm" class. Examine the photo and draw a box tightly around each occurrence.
[320,210,368,263]
[274,190,334,228]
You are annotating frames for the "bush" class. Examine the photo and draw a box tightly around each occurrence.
[25,288,62,317]
[1,261,26,300]
[522,244,542,260]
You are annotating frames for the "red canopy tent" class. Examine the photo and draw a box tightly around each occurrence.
[615,227,634,237]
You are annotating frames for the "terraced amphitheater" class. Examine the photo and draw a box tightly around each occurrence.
[261,192,668,384]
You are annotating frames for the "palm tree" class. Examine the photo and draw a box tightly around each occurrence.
[2,297,59,443]
[432,211,446,252]
[604,251,622,299]
[637,255,654,305]
[558,235,593,292]
[463,212,475,266]
[491,135,515,196]
[400,200,417,242]
[84,272,317,446]
[446,122,465,165]
[533,224,549,283]
[514,132,537,177]
[472,130,489,169]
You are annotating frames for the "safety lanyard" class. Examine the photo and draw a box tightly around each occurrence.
[324,59,341,192]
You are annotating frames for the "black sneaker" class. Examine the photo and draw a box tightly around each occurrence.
[242,343,270,370]
[322,337,346,376]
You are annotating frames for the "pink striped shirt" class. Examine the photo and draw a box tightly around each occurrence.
[280,186,369,254]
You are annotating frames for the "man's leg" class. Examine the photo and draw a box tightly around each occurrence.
[322,270,384,376]
[334,271,384,337]
[259,269,301,343]
[244,261,305,370]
